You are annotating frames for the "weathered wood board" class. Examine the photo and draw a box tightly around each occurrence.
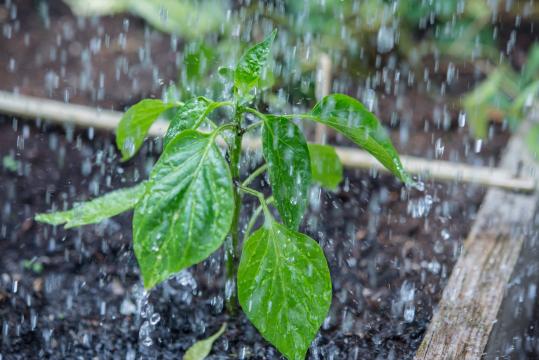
[415,118,539,359]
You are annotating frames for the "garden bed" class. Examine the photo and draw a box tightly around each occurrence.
[0,114,500,359]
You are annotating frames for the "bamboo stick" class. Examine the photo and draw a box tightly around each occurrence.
[314,53,333,144]
[0,90,535,192]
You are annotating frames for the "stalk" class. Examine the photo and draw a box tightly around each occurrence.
[224,106,243,314]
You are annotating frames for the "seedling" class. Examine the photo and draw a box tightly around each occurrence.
[36,30,409,359]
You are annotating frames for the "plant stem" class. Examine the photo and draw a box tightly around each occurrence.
[224,106,243,315]
[241,164,268,187]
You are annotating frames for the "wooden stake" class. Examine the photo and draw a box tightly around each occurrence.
[314,53,332,144]
[0,90,535,192]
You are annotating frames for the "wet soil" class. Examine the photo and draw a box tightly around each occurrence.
[0,0,521,359]
[0,115,503,360]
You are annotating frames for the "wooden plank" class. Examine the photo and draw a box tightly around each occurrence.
[415,118,539,359]
[0,90,534,192]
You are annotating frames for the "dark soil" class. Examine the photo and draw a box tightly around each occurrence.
[0,0,520,359]
[0,114,503,360]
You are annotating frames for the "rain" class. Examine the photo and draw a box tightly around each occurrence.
[1,0,539,359]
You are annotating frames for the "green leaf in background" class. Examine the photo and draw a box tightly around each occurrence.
[308,144,343,190]
[116,99,175,161]
[218,67,235,80]
[35,183,147,229]
[526,124,539,159]
[237,220,332,360]
[262,116,311,230]
[183,323,227,360]
[133,130,234,289]
[2,154,18,172]
[310,94,410,183]
[511,80,539,119]
[521,44,539,85]
[63,0,225,40]
[164,97,211,147]
[234,30,277,97]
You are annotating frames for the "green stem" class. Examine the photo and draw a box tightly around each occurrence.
[242,164,268,187]
[238,185,271,218]
[244,120,264,133]
[244,107,317,122]
[224,106,243,315]
[245,196,274,237]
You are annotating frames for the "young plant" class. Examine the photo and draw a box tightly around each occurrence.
[36,30,410,359]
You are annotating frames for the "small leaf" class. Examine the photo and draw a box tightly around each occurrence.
[238,221,332,360]
[218,67,234,80]
[134,130,234,289]
[234,30,277,96]
[35,183,147,228]
[164,97,211,147]
[311,94,410,183]
[262,116,311,229]
[116,99,175,161]
[308,144,343,190]
[183,323,226,360]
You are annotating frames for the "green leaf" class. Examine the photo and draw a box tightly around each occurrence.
[310,94,410,183]
[234,30,277,96]
[64,0,225,39]
[133,130,234,289]
[3,155,18,172]
[116,99,175,161]
[262,116,311,230]
[308,144,343,190]
[521,44,539,85]
[128,0,225,39]
[218,67,234,80]
[526,124,539,160]
[237,221,332,360]
[164,97,210,147]
[183,323,226,360]
[35,183,146,228]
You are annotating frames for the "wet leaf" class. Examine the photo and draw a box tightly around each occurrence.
[116,99,175,161]
[35,183,147,228]
[234,30,276,97]
[262,116,311,230]
[308,144,343,190]
[311,94,410,183]
[237,221,332,360]
[218,67,234,80]
[164,97,211,147]
[183,323,227,360]
[134,130,234,289]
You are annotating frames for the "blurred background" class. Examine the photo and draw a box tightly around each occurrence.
[1,0,539,359]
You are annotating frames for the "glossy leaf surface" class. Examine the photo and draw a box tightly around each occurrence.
[163,97,210,147]
[116,99,174,160]
[262,116,311,229]
[311,94,410,183]
[234,30,276,96]
[35,183,146,228]
[133,130,233,289]
[308,144,343,190]
[238,221,332,360]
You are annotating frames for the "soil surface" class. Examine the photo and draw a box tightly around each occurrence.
[0,115,503,360]
[0,1,521,359]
